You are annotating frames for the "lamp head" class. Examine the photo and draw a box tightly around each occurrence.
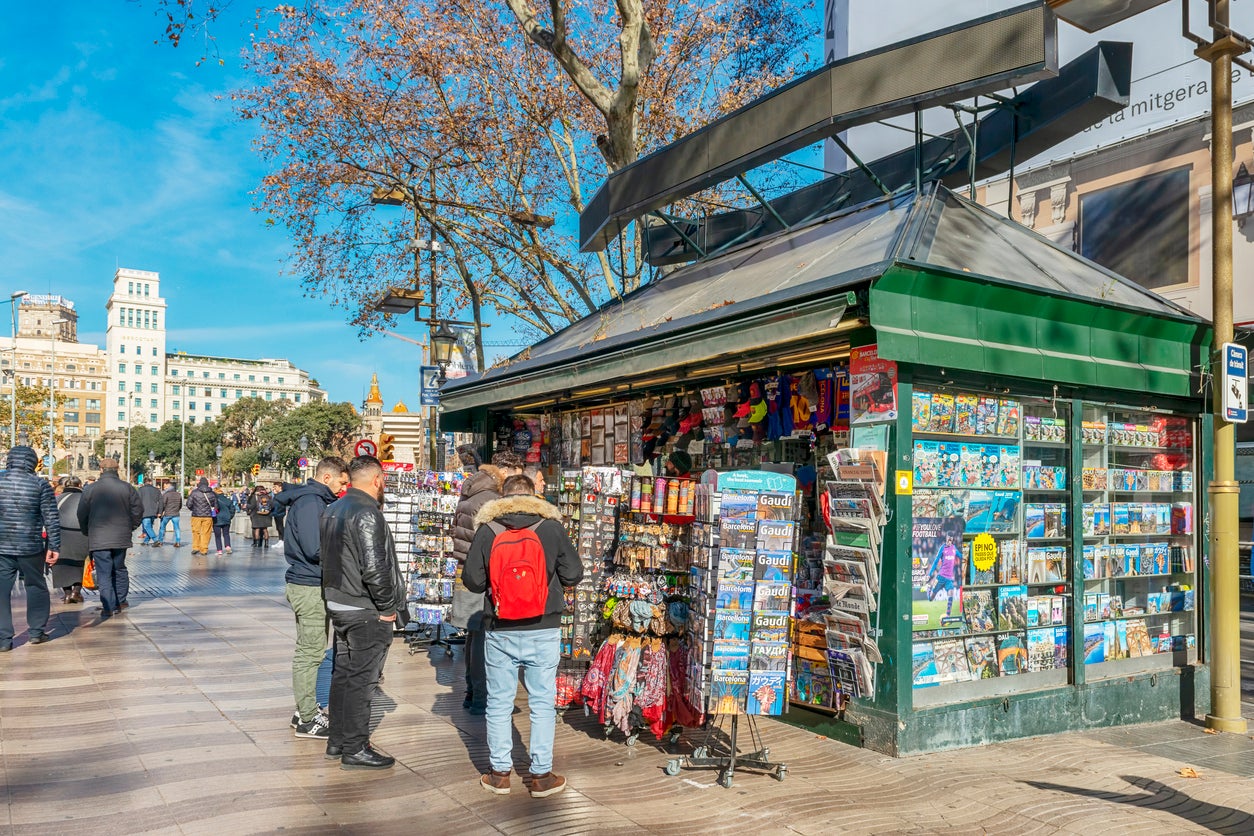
[430,320,458,369]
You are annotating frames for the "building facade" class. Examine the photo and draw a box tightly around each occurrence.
[0,334,110,439]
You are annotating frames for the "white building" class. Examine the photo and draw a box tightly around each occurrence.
[104,267,325,431]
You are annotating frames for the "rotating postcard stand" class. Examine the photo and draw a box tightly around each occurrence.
[664,470,795,788]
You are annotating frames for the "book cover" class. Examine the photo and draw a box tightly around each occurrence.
[1027,628,1055,672]
[936,443,962,488]
[963,491,995,531]
[1045,548,1067,582]
[997,585,1028,630]
[756,492,795,521]
[750,610,790,644]
[753,581,792,613]
[1104,622,1120,660]
[756,519,797,553]
[712,609,751,642]
[1025,596,1041,628]
[710,669,748,714]
[715,579,754,610]
[1043,504,1064,538]
[913,441,940,488]
[1083,594,1098,622]
[988,491,1021,533]
[1050,596,1065,626]
[1027,548,1047,584]
[954,394,978,435]
[1025,505,1046,538]
[928,393,955,433]
[1082,545,1096,580]
[911,391,933,431]
[996,399,1021,437]
[719,492,758,522]
[748,640,789,672]
[718,517,758,549]
[1171,502,1193,534]
[746,670,787,715]
[976,397,1000,435]
[1083,623,1106,664]
[912,515,967,632]
[993,445,1020,488]
[965,636,1000,678]
[1053,626,1070,669]
[959,444,987,488]
[1112,504,1131,535]
[961,588,996,632]
[753,549,793,582]
[717,548,755,581]
[712,641,751,671]
[996,632,1027,675]
[912,642,940,688]
[997,539,1026,584]
[932,638,972,683]
[1125,619,1153,657]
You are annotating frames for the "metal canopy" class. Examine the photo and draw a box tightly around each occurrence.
[1049,0,1170,32]
[644,41,1133,266]
[442,183,1206,416]
[579,2,1060,252]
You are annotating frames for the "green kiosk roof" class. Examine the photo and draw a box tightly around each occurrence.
[441,183,1209,416]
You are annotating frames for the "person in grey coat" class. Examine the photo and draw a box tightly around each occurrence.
[53,478,89,603]
[0,446,61,649]
[449,464,503,713]
[78,458,142,618]
[158,481,184,547]
[138,479,162,545]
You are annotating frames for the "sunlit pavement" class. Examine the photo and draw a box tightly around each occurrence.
[2,520,1254,835]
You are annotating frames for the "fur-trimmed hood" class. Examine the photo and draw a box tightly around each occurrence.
[462,464,503,499]
[474,494,563,528]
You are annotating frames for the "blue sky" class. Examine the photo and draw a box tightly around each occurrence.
[0,2,438,409]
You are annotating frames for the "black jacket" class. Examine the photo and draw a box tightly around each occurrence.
[138,483,162,517]
[463,494,583,631]
[0,446,60,555]
[320,487,404,616]
[186,479,219,517]
[78,470,143,550]
[451,465,503,564]
[160,487,182,518]
[275,478,338,587]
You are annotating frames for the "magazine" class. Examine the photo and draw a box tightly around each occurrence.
[997,585,1028,630]
[756,520,797,553]
[961,588,997,633]
[933,638,972,683]
[912,642,940,688]
[710,669,749,714]
[912,515,967,632]
[996,632,1027,675]
[1027,628,1056,672]
[965,636,1000,678]
[748,640,789,672]
[746,670,787,715]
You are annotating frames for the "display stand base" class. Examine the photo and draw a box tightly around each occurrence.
[406,622,456,658]
[664,714,787,787]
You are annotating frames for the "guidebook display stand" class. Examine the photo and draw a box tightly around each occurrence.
[664,471,796,788]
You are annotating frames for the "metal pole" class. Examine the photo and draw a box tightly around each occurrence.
[9,293,23,447]
[48,330,55,469]
[428,168,440,471]
[1201,0,1248,734]
[180,419,185,494]
[126,421,131,482]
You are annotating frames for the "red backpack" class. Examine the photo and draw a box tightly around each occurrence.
[486,521,549,620]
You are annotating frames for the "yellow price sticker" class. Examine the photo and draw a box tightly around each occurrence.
[895,470,913,495]
[971,533,998,572]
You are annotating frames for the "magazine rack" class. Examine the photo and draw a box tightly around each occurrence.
[663,713,786,788]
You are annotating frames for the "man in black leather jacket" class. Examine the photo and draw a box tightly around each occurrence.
[319,455,404,770]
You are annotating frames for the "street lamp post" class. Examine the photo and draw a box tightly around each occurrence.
[47,317,68,472]
[179,419,186,494]
[148,449,156,484]
[215,443,223,485]
[430,321,457,472]
[298,435,308,481]
[8,290,28,448]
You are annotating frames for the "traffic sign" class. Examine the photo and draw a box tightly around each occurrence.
[195,469,205,476]
[1223,342,1248,424]
[297,456,309,468]
[420,366,441,407]
[355,438,378,457]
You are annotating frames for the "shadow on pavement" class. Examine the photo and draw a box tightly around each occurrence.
[1022,775,1254,834]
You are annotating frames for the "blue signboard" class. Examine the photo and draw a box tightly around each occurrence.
[717,470,798,493]
[1224,342,1248,424]
[420,366,441,407]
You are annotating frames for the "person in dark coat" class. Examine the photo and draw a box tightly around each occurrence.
[77,458,142,619]
[186,477,219,555]
[212,487,237,556]
[158,481,184,547]
[0,445,61,649]
[54,477,89,603]
[138,479,162,545]
[448,464,503,713]
[247,486,276,548]
[272,482,288,539]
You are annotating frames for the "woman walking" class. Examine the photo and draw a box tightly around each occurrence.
[246,486,275,548]
[212,486,236,556]
[53,477,89,603]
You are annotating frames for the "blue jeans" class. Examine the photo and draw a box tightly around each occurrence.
[91,548,129,614]
[484,627,560,775]
[141,516,158,542]
[0,553,50,642]
[160,516,181,544]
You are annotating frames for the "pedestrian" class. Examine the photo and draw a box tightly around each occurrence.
[463,474,583,798]
[185,477,219,555]
[272,482,287,540]
[456,444,482,473]
[274,456,349,741]
[77,458,142,619]
[53,476,88,604]
[212,486,237,556]
[320,455,406,770]
[449,463,504,714]
[247,486,275,548]
[0,445,61,649]
[138,477,162,545]
[159,480,184,547]
[523,465,547,498]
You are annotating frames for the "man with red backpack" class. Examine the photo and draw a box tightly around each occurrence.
[462,474,583,798]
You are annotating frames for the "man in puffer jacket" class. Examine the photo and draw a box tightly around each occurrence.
[185,477,219,555]
[449,464,503,713]
[0,446,61,649]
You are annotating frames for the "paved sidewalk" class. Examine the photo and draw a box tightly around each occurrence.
[1,544,1252,835]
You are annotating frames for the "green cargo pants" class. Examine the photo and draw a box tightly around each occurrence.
[286,583,329,722]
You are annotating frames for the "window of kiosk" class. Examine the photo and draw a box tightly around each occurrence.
[1079,405,1198,674]
[910,389,1071,705]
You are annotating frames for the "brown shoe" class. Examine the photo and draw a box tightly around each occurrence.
[480,770,511,795]
[528,772,566,798]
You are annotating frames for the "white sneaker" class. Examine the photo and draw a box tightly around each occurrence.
[215,550,223,556]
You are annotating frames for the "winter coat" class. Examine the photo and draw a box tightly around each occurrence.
[247,493,275,529]
[138,483,162,518]
[186,478,219,517]
[213,492,236,526]
[160,487,182,518]
[448,466,503,629]
[53,489,89,587]
[77,470,143,551]
[462,494,583,632]
[320,486,405,617]
[273,478,338,587]
[0,446,60,556]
